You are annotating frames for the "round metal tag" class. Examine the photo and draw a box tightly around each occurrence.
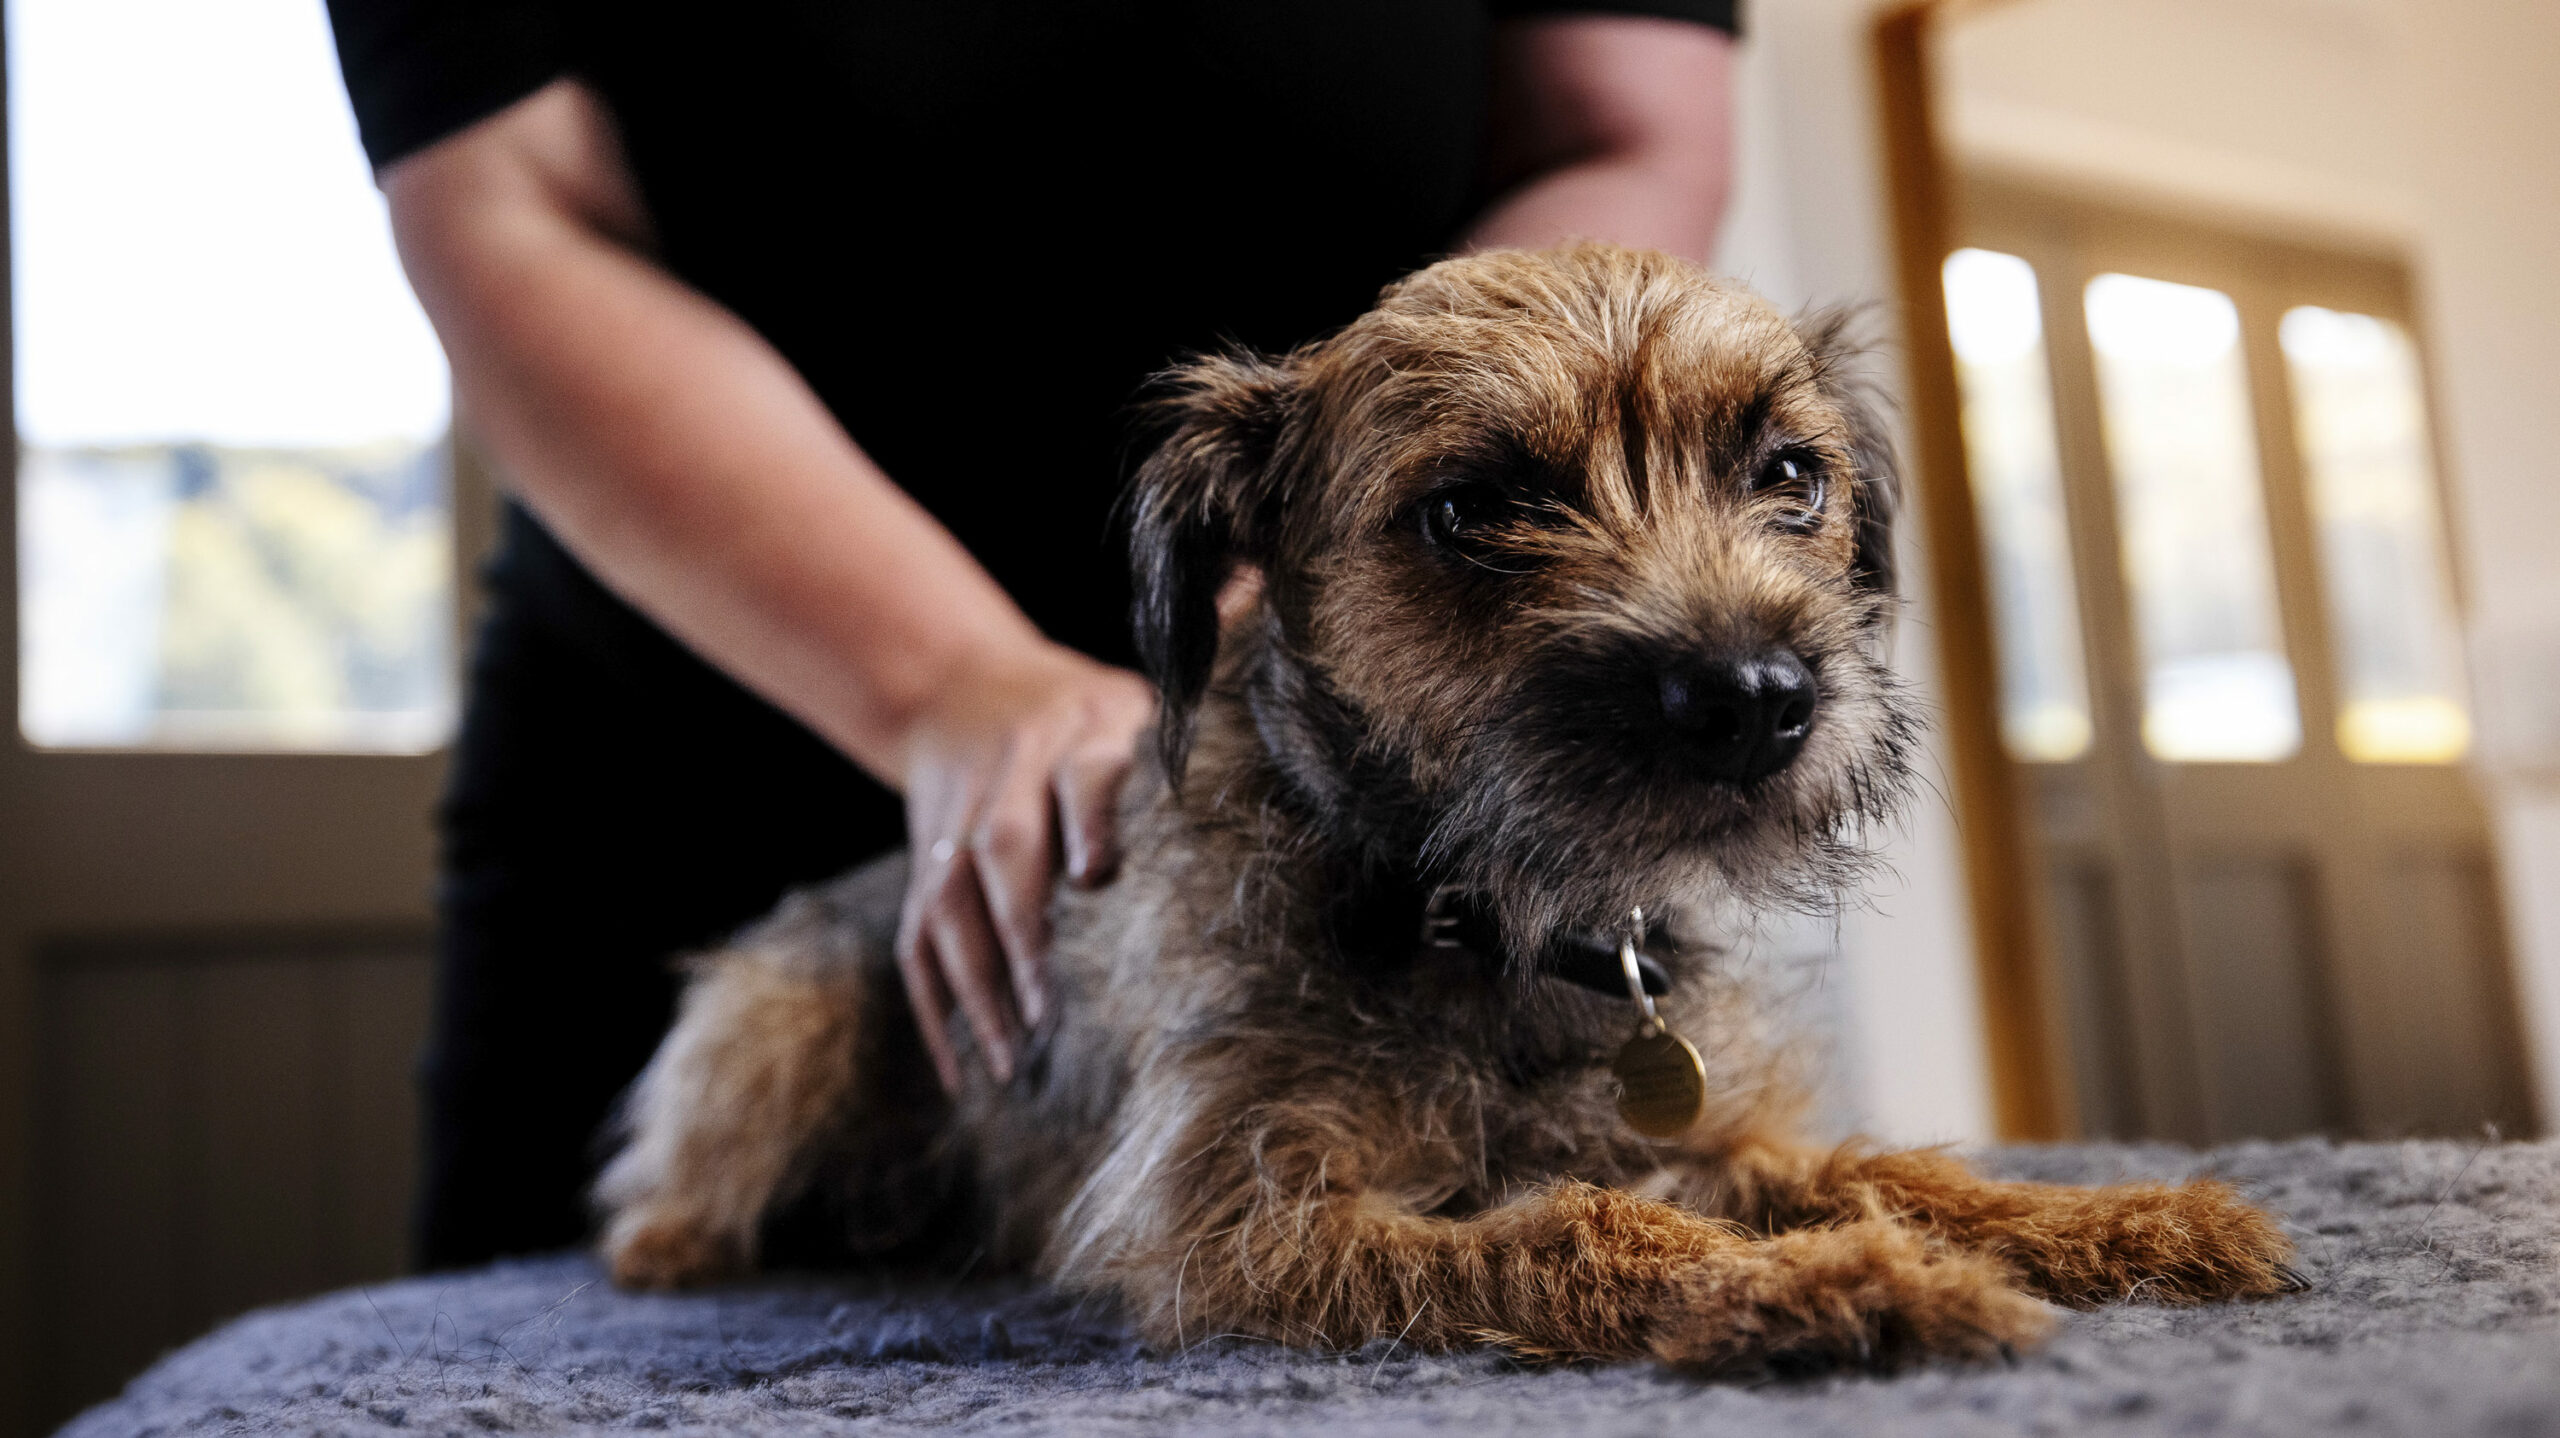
[1612,1027,1708,1139]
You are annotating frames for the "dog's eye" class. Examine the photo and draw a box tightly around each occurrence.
[1418,483,1511,558]
[1749,449,1828,534]
[1425,494,1473,544]
[1413,470,1563,573]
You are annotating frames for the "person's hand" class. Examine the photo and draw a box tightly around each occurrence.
[894,641,1154,1091]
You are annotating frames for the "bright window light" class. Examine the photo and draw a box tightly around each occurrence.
[1943,249,2093,762]
[2280,307,2472,765]
[12,0,454,751]
[2086,273,2301,764]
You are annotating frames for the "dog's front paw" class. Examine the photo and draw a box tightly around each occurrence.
[604,1208,747,1290]
[1997,1179,2299,1307]
[1650,1219,2054,1374]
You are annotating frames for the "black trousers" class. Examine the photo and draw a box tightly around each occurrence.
[416,508,904,1269]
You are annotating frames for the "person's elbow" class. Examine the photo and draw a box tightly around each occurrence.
[1490,15,1737,235]
[378,79,653,320]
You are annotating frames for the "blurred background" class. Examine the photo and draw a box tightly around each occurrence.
[0,0,2552,1432]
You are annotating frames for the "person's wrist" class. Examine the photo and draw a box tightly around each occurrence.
[881,629,1073,788]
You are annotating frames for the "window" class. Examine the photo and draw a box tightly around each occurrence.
[12,0,453,750]
[1942,248,2093,762]
[2084,273,2300,763]
[2280,307,2471,764]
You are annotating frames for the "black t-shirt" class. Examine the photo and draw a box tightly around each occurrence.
[328,0,1737,668]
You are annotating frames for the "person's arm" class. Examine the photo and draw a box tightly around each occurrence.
[382,80,1148,1092]
[1469,13,1736,262]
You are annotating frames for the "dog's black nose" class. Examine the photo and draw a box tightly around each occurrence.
[1658,649,1819,783]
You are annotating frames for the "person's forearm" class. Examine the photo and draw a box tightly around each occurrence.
[387,105,1038,784]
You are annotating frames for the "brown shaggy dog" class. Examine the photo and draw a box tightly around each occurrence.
[596,244,2299,1371]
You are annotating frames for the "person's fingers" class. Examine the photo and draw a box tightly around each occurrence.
[1057,728,1136,889]
[892,657,1151,1082]
[1058,675,1154,887]
[971,733,1064,1030]
[924,850,1019,1083]
[893,898,963,1095]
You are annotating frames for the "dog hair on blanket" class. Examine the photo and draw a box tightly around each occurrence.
[595,244,2299,1372]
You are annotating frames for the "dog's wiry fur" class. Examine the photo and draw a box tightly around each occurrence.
[596,245,2297,1372]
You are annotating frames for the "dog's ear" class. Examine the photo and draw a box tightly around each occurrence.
[1125,348,1299,780]
[1795,308,1900,599]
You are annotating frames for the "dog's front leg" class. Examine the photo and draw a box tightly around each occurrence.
[595,873,911,1289]
[1676,1136,2301,1307]
[1069,1104,2050,1371]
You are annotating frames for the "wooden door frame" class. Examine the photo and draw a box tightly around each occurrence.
[1873,2,2071,1140]
[1873,1,2534,1143]
[1981,176,2529,1138]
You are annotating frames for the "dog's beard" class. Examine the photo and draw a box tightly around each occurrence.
[1412,637,1918,954]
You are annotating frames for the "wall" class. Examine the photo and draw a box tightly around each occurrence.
[2402,0,2560,1122]
[1941,0,2417,248]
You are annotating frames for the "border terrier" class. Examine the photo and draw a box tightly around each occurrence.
[596,244,2299,1371]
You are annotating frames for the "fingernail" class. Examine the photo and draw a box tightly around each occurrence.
[1020,974,1047,1029]
[986,1039,1014,1085]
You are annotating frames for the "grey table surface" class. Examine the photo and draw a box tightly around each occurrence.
[59,1138,2560,1437]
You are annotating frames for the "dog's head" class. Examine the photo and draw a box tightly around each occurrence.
[1127,244,1914,942]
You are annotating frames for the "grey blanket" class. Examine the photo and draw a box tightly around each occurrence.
[59,1139,2560,1437]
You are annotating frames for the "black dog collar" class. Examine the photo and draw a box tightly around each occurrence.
[1418,886,1671,997]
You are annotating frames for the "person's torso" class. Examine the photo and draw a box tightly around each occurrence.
[561,0,1498,663]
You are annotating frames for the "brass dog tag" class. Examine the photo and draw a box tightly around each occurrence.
[1610,910,1707,1140]
[1614,1026,1708,1139]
